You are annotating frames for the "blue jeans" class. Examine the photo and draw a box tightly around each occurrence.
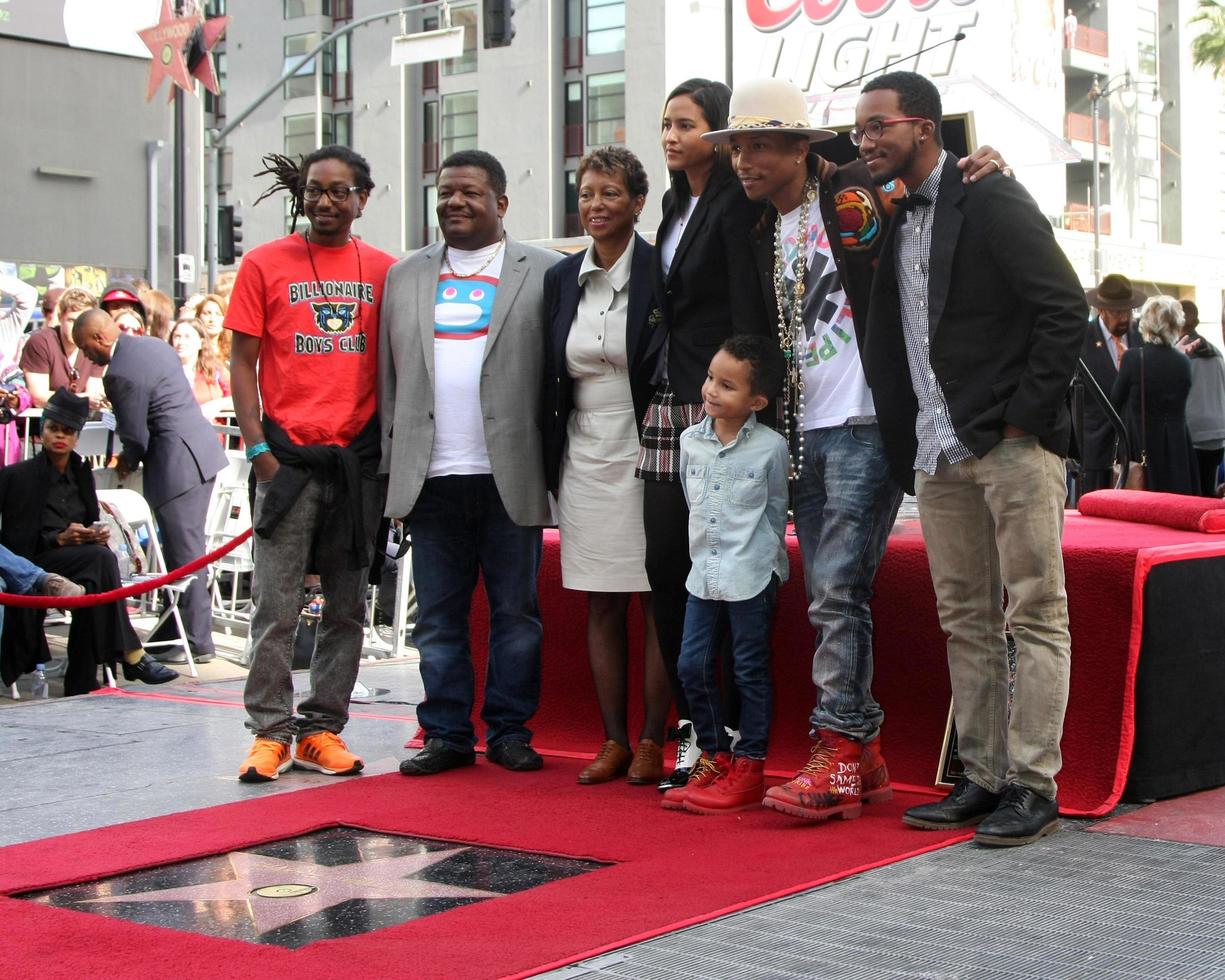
[677,578,778,759]
[792,425,902,742]
[0,544,45,641]
[408,475,543,752]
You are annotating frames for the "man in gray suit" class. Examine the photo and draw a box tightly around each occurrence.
[380,150,560,776]
[74,308,228,663]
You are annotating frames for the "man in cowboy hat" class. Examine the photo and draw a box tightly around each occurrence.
[1078,273,1145,493]
[689,76,1006,819]
[859,70,1086,847]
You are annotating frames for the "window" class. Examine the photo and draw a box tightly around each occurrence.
[423,185,439,245]
[1137,112,1158,161]
[284,112,335,160]
[586,0,625,56]
[586,71,624,145]
[564,0,583,68]
[284,33,332,99]
[441,91,478,159]
[333,33,351,102]
[284,0,333,17]
[564,169,581,237]
[422,101,440,173]
[564,81,583,157]
[333,111,352,147]
[444,4,478,76]
[1136,8,1157,78]
[1138,174,1159,231]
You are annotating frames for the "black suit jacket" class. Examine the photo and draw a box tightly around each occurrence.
[542,234,660,494]
[103,334,227,508]
[648,169,769,403]
[0,451,99,560]
[1076,317,1142,469]
[864,155,1088,492]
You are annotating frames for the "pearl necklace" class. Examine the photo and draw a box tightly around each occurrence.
[772,176,818,480]
[443,236,505,278]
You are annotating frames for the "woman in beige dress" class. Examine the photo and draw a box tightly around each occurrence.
[543,147,670,784]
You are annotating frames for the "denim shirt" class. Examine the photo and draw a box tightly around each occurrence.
[679,413,790,601]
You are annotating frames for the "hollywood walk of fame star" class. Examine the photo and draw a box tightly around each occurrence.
[138,0,203,102]
[82,845,502,937]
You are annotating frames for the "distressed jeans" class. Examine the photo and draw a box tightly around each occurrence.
[243,474,383,743]
[792,424,902,742]
[915,436,1071,800]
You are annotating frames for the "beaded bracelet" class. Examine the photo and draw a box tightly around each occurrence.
[245,441,271,461]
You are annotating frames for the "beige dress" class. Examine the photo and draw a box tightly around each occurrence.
[558,239,649,592]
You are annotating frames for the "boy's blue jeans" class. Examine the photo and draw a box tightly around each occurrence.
[677,577,778,760]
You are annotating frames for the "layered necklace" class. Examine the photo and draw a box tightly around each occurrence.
[304,229,365,332]
[772,175,819,480]
[443,235,505,278]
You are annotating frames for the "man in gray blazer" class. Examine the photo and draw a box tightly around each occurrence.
[74,309,228,663]
[380,150,560,776]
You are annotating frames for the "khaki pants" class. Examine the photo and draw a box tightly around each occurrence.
[915,436,1071,800]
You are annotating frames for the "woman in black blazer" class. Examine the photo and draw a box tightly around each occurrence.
[542,147,671,785]
[0,389,176,695]
[1111,296,1198,495]
[637,78,771,790]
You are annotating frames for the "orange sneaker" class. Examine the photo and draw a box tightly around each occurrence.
[294,731,364,776]
[238,738,292,783]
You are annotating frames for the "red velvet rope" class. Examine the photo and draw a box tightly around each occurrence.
[0,528,254,609]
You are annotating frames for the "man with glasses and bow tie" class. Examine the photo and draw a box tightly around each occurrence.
[702,76,1005,825]
[858,71,1086,848]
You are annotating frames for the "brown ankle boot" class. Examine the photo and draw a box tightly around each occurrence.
[577,740,632,784]
[762,728,863,821]
[627,738,664,784]
[682,755,766,814]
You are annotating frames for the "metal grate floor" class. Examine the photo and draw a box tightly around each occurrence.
[546,829,1225,980]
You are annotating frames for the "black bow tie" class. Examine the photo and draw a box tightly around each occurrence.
[894,192,932,212]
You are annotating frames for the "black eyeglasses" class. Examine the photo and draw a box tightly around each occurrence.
[848,116,927,147]
[303,184,362,204]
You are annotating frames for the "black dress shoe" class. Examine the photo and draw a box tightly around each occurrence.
[150,648,214,665]
[903,777,1001,829]
[399,738,476,776]
[486,739,543,772]
[122,654,178,685]
[973,783,1060,847]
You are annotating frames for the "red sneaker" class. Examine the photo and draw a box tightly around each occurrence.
[861,734,894,804]
[661,752,730,810]
[682,756,765,814]
[762,728,863,821]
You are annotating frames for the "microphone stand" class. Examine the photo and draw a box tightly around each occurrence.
[1069,356,1132,506]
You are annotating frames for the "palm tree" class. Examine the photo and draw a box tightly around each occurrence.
[1191,0,1225,78]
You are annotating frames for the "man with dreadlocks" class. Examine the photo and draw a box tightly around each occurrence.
[227,145,396,784]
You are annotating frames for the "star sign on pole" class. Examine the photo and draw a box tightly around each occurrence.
[185,14,230,97]
[138,0,204,103]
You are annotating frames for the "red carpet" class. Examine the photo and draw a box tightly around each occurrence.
[461,516,1225,820]
[1087,785,1225,847]
[0,759,968,980]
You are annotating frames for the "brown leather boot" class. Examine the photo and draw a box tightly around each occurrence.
[627,738,664,784]
[577,740,632,784]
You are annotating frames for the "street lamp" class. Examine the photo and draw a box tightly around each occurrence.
[1087,69,1161,283]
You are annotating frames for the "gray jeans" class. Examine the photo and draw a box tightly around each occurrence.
[915,436,1071,800]
[243,473,383,742]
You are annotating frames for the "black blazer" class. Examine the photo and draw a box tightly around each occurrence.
[864,155,1087,492]
[542,234,661,494]
[104,334,228,508]
[1110,343,1197,493]
[0,451,100,559]
[1076,318,1142,469]
[648,169,769,404]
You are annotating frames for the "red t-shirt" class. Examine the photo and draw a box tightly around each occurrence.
[225,233,395,446]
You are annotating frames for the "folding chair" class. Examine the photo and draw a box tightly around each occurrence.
[205,451,254,636]
[95,488,200,677]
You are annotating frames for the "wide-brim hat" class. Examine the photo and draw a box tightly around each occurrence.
[702,77,836,145]
[43,387,90,433]
[1086,273,1146,311]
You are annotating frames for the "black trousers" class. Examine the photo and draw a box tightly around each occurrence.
[145,479,217,655]
[642,479,739,729]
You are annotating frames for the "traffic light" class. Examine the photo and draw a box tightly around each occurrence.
[218,204,243,265]
[483,0,515,48]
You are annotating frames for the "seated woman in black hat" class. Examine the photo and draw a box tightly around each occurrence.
[0,388,177,695]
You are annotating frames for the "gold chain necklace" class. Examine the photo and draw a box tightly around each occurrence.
[443,236,505,278]
[772,176,818,480]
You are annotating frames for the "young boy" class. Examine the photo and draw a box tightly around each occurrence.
[664,334,790,814]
